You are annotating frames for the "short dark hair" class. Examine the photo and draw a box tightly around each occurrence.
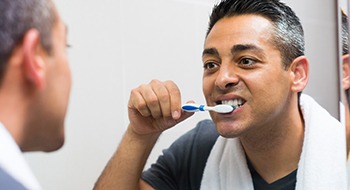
[0,0,57,81]
[207,0,305,70]
[342,9,349,56]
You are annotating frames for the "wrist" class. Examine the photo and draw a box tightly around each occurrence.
[126,124,161,143]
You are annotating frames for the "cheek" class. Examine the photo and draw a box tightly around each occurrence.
[62,65,72,103]
[249,73,290,104]
[202,76,214,98]
[64,62,72,86]
[53,53,71,102]
[59,52,71,85]
[249,68,288,87]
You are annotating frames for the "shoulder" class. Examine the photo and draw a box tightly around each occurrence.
[0,167,27,190]
[142,119,219,189]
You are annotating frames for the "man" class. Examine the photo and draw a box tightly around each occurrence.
[94,0,347,189]
[0,0,71,189]
[341,9,350,190]
[341,8,350,155]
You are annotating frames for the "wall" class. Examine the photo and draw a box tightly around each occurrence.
[24,0,339,190]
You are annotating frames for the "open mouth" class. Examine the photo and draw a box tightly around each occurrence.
[216,99,246,108]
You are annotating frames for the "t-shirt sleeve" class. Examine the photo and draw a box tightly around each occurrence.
[141,119,219,190]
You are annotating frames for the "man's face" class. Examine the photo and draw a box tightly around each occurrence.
[202,15,293,138]
[26,10,72,152]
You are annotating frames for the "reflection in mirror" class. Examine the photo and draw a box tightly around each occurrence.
[339,1,350,156]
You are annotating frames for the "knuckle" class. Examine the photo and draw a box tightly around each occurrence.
[158,93,169,103]
[135,101,147,111]
[129,88,138,97]
[147,96,159,107]
[150,79,161,85]
[138,84,149,91]
[165,81,180,92]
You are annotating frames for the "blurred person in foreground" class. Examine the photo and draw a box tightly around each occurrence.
[341,9,350,156]
[0,0,71,189]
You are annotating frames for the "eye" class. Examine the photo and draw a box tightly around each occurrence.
[203,62,219,71]
[239,58,256,67]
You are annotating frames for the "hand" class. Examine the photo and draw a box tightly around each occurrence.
[127,80,194,136]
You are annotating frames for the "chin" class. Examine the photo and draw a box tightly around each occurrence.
[43,136,65,152]
[20,126,65,151]
[215,121,244,138]
[218,130,241,138]
[23,135,65,152]
[21,139,64,152]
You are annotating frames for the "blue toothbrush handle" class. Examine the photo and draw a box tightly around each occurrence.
[182,103,235,113]
[182,104,205,112]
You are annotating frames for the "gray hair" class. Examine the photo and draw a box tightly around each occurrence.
[0,0,57,79]
[342,9,349,56]
[207,0,305,70]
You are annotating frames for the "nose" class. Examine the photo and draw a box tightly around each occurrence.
[214,64,239,90]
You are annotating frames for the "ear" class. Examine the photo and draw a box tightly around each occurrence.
[342,54,350,90]
[22,29,46,90]
[289,56,309,93]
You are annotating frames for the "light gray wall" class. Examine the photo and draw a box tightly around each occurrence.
[24,0,340,190]
[286,0,340,118]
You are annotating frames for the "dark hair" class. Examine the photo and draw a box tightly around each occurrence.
[0,0,56,81]
[342,9,349,56]
[207,0,305,70]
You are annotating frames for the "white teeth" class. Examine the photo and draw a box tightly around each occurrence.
[237,99,243,105]
[221,99,244,107]
[222,100,235,106]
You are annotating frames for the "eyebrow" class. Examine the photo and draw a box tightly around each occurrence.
[202,44,264,58]
[202,48,219,57]
[231,44,264,55]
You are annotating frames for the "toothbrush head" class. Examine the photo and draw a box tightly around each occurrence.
[213,104,236,113]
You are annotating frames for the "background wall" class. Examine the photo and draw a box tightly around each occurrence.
[24,0,340,189]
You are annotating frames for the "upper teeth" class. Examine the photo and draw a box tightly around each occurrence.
[222,99,244,107]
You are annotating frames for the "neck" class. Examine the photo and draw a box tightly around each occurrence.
[240,105,304,183]
[345,104,350,157]
[0,65,34,150]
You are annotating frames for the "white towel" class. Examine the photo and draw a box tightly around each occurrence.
[201,94,347,190]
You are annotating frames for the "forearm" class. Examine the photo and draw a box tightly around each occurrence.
[93,125,160,190]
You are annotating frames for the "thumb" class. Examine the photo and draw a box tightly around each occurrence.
[172,111,194,126]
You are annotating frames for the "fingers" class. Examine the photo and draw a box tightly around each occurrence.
[128,80,182,120]
[164,80,181,120]
[128,87,152,117]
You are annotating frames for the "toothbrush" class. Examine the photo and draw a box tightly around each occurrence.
[181,103,235,113]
